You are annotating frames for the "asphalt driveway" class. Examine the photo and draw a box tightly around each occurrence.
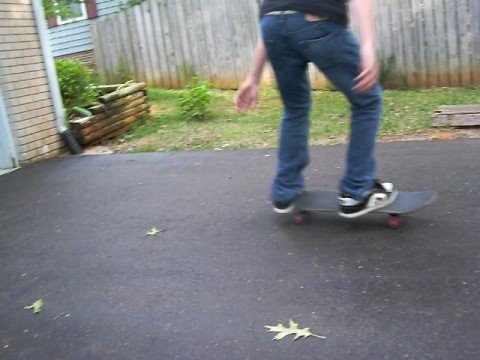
[1,139,479,359]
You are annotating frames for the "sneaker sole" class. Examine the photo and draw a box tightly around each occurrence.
[338,190,399,219]
[273,202,296,214]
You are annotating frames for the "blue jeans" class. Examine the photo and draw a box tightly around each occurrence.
[261,13,383,202]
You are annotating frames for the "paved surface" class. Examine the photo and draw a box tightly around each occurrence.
[1,139,479,360]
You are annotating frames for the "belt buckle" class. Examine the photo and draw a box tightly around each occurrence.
[305,14,327,22]
[266,10,298,16]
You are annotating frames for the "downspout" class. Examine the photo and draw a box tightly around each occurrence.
[32,0,83,155]
[0,86,19,168]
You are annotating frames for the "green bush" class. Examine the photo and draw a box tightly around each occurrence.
[115,58,133,83]
[55,59,100,119]
[178,77,212,120]
[120,0,147,10]
[380,53,396,88]
[43,0,86,18]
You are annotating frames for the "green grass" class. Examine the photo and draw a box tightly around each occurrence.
[119,86,480,152]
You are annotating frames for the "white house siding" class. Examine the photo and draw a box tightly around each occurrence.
[49,0,123,58]
[0,0,65,163]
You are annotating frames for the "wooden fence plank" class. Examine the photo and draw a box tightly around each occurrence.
[216,0,232,88]
[149,0,167,87]
[118,12,134,82]
[197,0,211,86]
[422,0,438,86]
[125,8,140,82]
[471,0,480,84]
[436,0,449,85]
[141,0,160,87]
[172,0,192,85]
[136,4,154,85]
[232,0,251,87]
[413,0,427,87]
[91,22,105,80]
[446,0,461,86]
[184,0,199,82]
[158,0,179,88]
[457,0,471,85]
[390,0,405,87]
[102,19,115,82]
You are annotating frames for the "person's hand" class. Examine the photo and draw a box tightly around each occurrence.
[354,43,380,93]
[234,76,260,114]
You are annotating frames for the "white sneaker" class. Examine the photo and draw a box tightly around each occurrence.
[273,199,296,214]
[338,180,398,218]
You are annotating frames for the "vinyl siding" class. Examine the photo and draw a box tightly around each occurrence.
[49,0,123,57]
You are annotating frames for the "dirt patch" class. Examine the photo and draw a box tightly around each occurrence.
[86,128,480,154]
[379,128,480,143]
[82,145,115,155]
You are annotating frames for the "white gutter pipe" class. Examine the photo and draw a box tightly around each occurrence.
[0,87,19,168]
[32,0,82,154]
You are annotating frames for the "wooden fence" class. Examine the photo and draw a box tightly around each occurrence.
[375,0,480,88]
[92,0,480,89]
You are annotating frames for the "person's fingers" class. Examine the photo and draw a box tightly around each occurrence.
[354,66,379,93]
[234,85,258,113]
[234,92,255,114]
[243,96,257,112]
[234,91,247,113]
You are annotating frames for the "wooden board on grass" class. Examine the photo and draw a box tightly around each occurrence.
[432,105,480,127]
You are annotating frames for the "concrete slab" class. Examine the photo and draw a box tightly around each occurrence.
[0,140,479,359]
[0,167,19,177]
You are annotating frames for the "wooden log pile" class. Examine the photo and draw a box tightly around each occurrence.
[432,105,480,127]
[70,82,150,146]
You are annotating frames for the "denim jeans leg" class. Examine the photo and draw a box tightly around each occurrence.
[307,29,383,200]
[261,16,312,203]
[268,49,311,203]
[340,84,383,200]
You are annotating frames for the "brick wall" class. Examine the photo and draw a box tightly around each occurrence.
[56,50,97,73]
[0,0,66,163]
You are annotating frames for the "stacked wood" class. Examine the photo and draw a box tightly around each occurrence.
[70,82,150,146]
[432,105,480,127]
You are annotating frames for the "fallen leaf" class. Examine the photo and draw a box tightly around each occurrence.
[265,319,325,341]
[146,227,165,236]
[24,299,43,314]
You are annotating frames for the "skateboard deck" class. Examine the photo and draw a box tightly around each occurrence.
[293,190,438,228]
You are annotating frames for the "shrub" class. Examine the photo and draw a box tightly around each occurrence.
[115,58,133,83]
[43,0,86,18]
[380,53,396,88]
[55,59,100,119]
[120,0,147,10]
[178,77,212,120]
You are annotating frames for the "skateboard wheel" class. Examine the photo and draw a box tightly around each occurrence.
[388,214,402,229]
[293,212,306,225]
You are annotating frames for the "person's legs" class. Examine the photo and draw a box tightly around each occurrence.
[261,15,395,215]
[298,22,396,215]
[261,15,311,211]
[304,26,382,198]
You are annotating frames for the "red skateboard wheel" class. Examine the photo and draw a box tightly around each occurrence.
[293,212,306,225]
[388,214,402,229]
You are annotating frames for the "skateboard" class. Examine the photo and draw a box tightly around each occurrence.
[292,190,438,228]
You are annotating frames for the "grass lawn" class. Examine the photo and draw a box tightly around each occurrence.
[111,86,480,153]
